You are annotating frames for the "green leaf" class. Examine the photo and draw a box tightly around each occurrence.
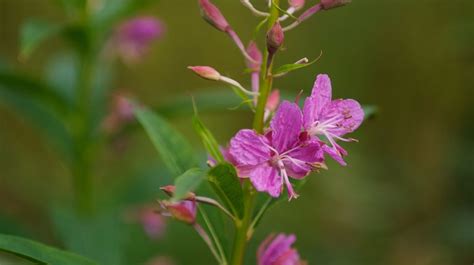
[20,19,61,59]
[172,168,206,201]
[50,207,124,265]
[0,72,74,164]
[362,105,378,120]
[192,113,224,164]
[0,234,98,265]
[208,164,245,219]
[134,106,198,176]
[273,56,320,76]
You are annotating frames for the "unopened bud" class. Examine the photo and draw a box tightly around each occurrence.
[267,22,284,54]
[198,0,230,32]
[266,89,280,113]
[160,185,196,200]
[320,0,351,10]
[289,0,305,9]
[188,66,221,81]
[246,41,262,71]
[161,200,197,224]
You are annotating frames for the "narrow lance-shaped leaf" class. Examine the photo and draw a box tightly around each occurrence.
[192,112,224,163]
[0,234,98,265]
[208,164,245,219]
[172,168,207,201]
[273,54,321,77]
[134,106,198,175]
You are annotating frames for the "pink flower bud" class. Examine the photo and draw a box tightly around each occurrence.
[160,185,196,200]
[289,0,305,9]
[266,89,280,113]
[320,0,351,10]
[161,200,197,224]
[267,22,284,54]
[246,41,262,71]
[188,66,221,81]
[198,0,230,32]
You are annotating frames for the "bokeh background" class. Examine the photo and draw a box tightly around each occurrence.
[1,0,473,264]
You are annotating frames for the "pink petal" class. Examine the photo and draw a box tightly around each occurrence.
[323,99,364,136]
[322,144,347,166]
[302,96,317,130]
[259,234,297,265]
[310,74,332,118]
[270,101,303,153]
[229,129,271,166]
[284,140,323,179]
[248,164,281,198]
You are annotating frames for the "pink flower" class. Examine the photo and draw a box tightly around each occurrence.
[303,74,364,165]
[267,22,284,54]
[112,16,164,63]
[288,0,305,9]
[229,101,324,200]
[102,92,135,134]
[258,233,305,265]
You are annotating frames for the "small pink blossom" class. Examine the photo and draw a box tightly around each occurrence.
[303,74,364,165]
[102,92,135,134]
[229,101,324,200]
[112,16,164,63]
[124,205,166,240]
[258,233,306,265]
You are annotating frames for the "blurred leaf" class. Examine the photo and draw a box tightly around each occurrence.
[92,0,158,30]
[155,90,248,118]
[192,113,224,163]
[172,168,206,201]
[0,72,74,163]
[362,105,378,120]
[134,106,198,176]
[0,234,98,265]
[208,164,245,219]
[45,53,78,106]
[273,57,319,76]
[50,207,123,265]
[20,19,61,59]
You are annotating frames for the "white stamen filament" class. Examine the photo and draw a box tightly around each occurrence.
[240,0,270,17]
[278,7,297,22]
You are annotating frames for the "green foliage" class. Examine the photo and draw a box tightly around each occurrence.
[50,207,124,265]
[273,57,320,77]
[208,164,245,219]
[172,168,207,201]
[20,19,61,59]
[362,105,378,120]
[134,106,198,176]
[192,113,224,163]
[0,234,98,265]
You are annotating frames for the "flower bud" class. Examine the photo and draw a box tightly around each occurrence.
[289,0,305,9]
[266,89,280,113]
[198,0,230,32]
[160,185,196,200]
[320,0,351,10]
[246,41,262,71]
[188,66,221,81]
[266,22,284,54]
[161,200,197,224]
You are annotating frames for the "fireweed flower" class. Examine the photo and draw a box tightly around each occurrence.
[229,101,323,200]
[257,233,305,265]
[112,16,164,63]
[102,92,135,134]
[303,74,364,165]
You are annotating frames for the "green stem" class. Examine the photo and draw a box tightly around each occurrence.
[230,182,256,265]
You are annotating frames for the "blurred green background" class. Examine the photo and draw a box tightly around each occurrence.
[0,0,473,264]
